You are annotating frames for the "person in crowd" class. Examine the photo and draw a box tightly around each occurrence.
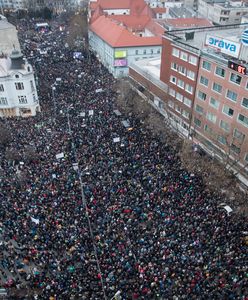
[0,17,247,300]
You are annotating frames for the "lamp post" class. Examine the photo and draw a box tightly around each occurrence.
[51,84,57,119]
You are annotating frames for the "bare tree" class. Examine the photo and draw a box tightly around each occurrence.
[5,148,21,162]
[66,13,88,49]
[0,126,12,148]
[24,145,39,163]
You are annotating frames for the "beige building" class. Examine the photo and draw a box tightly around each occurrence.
[0,15,20,56]
[198,0,248,25]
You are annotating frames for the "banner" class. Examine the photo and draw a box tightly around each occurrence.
[114,50,127,58]
[205,34,240,58]
[114,59,127,67]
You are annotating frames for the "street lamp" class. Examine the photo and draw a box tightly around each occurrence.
[51,84,57,119]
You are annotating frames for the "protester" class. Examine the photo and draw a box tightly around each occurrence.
[0,17,247,300]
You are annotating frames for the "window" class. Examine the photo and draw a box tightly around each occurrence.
[217,135,227,145]
[15,74,19,78]
[226,90,237,102]
[176,92,183,102]
[0,97,7,105]
[200,76,209,86]
[135,50,138,55]
[182,110,189,119]
[187,70,195,80]
[223,105,234,117]
[157,49,160,54]
[195,104,204,114]
[233,128,245,142]
[170,76,176,84]
[212,82,222,93]
[169,88,176,97]
[18,95,28,104]
[168,100,174,108]
[15,82,24,90]
[206,111,217,123]
[230,144,241,154]
[177,79,184,89]
[0,84,4,92]
[171,62,177,70]
[185,84,193,94]
[215,66,225,78]
[210,97,220,109]
[205,124,214,135]
[202,60,211,71]
[180,51,188,61]
[151,49,153,54]
[238,114,248,127]
[172,48,180,57]
[184,97,192,107]
[220,120,230,132]
[194,117,201,127]
[178,65,186,75]
[189,55,197,65]
[175,104,181,113]
[33,94,37,102]
[230,73,242,85]
[198,90,207,101]
[143,49,146,54]
[30,80,35,92]
[241,98,248,108]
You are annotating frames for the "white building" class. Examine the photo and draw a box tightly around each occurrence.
[0,15,20,56]
[89,15,162,78]
[198,0,248,25]
[0,50,40,117]
[0,0,26,11]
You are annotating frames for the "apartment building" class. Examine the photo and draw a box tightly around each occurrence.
[198,0,248,25]
[161,24,248,181]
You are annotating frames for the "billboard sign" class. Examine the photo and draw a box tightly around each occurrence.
[114,50,127,58]
[241,28,248,46]
[114,59,127,67]
[205,34,240,58]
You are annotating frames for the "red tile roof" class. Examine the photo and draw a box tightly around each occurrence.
[145,19,165,36]
[152,7,167,13]
[108,15,151,30]
[163,18,213,28]
[90,15,162,47]
[91,0,131,9]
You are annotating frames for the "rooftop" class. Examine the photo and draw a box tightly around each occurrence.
[165,23,248,63]
[169,7,196,19]
[0,19,16,31]
[90,15,162,47]
[0,57,11,77]
[161,18,213,30]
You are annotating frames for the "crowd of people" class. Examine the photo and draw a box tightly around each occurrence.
[0,16,247,300]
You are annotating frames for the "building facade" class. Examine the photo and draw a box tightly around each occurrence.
[0,50,40,117]
[89,28,161,77]
[159,25,248,182]
[198,0,248,25]
[89,0,164,78]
